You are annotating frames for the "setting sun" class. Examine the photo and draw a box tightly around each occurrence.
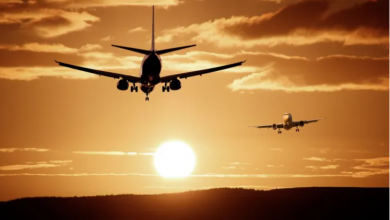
[154,141,196,178]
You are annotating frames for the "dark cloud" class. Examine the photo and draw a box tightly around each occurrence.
[156,0,388,47]
[223,0,389,40]
[225,0,329,38]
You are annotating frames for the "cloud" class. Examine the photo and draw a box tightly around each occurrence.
[228,73,388,93]
[0,172,351,178]
[0,43,101,54]
[100,36,111,42]
[128,27,146,34]
[305,166,317,170]
[310,148,370,155]
[266,165,284,168]
[228,55,389,92]
[59,0,180,8]
[222,166,236,169]
[350,157,389,178]
[355,157,389,167]
[305,164,339,170]
[79,44,102,52]
[190,173,349,178]
[0,46,387,94]
[229,162,250,165]
[269,148,283,152]
[0,1,101,38]
[0,167,387,178]
[0,148,50,153]
[72,151,154,156]
[320,165,339,170]
[0,160,72,171]
[0,48,254,80]
[157,0,388,47]
[145,185,285,191]
[303,157,331,162]
[0,66,97,80]
[303,157,388,177]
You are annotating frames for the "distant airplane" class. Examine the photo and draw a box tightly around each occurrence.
[55,6,245,101]
[249,113,326,134]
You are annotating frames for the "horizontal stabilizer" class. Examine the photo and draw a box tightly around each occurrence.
[156,44,196,55]
[112,45,151,55]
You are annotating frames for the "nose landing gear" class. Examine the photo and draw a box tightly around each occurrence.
[145,93,150,101]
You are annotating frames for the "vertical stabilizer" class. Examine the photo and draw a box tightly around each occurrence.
[151,5,155,51]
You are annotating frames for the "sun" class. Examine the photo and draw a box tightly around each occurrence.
[154,141,196,178]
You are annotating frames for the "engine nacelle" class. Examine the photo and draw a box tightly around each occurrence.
[169,79,181,91]
[117,79,129,91]
[299,121,304,127]
[273,124,277,130]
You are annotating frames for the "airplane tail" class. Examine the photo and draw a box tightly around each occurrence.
[112,6,196,55]
[151,5,155,51]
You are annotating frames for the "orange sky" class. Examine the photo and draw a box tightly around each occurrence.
[0,0,388,201]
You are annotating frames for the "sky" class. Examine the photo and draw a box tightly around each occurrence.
[0,0,388,201]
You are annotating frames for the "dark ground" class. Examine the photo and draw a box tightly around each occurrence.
[0,187,388,220]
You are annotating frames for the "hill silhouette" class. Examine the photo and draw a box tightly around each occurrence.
[0,187,388,220]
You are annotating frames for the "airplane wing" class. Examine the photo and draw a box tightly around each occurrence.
[292,118,326,126]
[249,123,283,129]
[55,60,141,83]
[160,61,246,82]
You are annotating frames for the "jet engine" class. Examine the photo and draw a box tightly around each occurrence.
[169,79,181,91]
[117,79,129,91]
[273,124,277,130]
[299,121,305,127]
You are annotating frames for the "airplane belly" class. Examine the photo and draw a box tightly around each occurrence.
[141,84,154,93]
[283,122,292,130]
[141,53,161,85]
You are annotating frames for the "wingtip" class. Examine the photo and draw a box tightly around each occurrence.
[242,60,246,64]
[54,59,58,64]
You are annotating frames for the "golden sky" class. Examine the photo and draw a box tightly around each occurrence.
[0,0,388,201]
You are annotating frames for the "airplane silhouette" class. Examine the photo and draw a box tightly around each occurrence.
[249,113,326,134]
[55,5,246,101]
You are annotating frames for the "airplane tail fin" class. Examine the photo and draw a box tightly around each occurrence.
[156,44,197,55]
[151,5,155,51]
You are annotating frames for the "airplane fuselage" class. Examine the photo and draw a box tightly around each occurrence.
[282,113,293,130]
[139,52,162,94]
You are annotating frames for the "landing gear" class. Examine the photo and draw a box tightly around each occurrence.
[145,93,149,101]
[130,84,138,92]
[295,127,300,132]
[277,129,282,134]
[162,83,170,92]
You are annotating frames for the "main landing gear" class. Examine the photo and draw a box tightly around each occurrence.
[130,84,138,92]
[295,127,300,132]
[277,129,282,134]
[145,93,149,101]
[162,83,170,92]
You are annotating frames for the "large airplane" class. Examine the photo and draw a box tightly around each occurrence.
[55,6,245,101]
[249,113,326,134]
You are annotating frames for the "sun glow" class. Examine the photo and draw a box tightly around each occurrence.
[154,141,196,178]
